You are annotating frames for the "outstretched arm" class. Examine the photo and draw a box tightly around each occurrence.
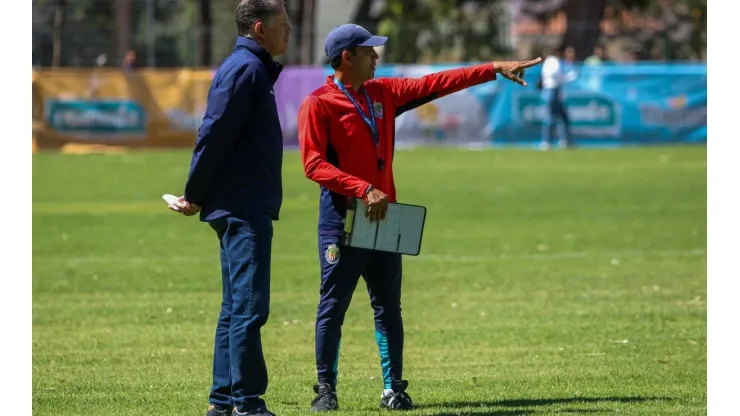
[379,58,542,116]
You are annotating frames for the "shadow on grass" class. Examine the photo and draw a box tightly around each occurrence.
[425,407,602,415]
[417,396,674,415]
[426,410,536,416]
[494,396,673,407]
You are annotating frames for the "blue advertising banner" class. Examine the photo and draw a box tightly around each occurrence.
[34,64,705,148]
[324,63,707,147]
[46,99,147,140]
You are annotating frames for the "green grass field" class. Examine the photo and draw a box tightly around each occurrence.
[32,146,707,416]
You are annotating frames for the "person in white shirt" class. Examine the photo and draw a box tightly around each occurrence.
[539,45,577,150]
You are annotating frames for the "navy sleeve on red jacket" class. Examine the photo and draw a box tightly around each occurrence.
[298,95,372,198]
[378,63,497,117]
[184,62,257,205]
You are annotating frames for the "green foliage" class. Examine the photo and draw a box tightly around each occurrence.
[34,0,706,66]
[377,0,512,64]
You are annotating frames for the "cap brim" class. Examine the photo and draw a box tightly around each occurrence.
[357,35,388,47]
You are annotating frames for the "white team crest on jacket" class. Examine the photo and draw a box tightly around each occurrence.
[373,101,384,119]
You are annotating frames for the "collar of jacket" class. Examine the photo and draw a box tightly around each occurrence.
[234,36,284,83]
[325,75,366,97]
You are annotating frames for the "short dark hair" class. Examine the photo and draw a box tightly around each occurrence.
[329,46,356,69]
[236,0,282,36]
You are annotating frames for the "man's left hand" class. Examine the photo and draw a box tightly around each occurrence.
[494,57,543,87]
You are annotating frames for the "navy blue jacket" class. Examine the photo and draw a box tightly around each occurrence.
[184,36,284,222]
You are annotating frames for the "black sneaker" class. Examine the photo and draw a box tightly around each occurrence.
[310,383,339,412]
[206,405,231,416]
[232,403,275,416]
[379,380,413,411]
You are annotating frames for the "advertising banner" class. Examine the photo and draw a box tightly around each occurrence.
[345,63,707,146]
[32,63,706,149]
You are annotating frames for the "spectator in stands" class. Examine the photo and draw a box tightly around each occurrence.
[122,50,137,71]
[585,45,606,66]
[564,46,576,64]
[584,45,607,91]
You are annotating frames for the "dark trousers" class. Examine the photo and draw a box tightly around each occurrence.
[542,86,572,145]
[208,214,273,411]
[314,234,405,390]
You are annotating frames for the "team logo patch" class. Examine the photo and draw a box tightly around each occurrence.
[325,244,340,264]
[373,101,384,119]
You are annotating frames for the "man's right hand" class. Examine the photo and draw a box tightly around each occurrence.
[494,57,543,87]
[365,188,389,223]
[169,195,202,216]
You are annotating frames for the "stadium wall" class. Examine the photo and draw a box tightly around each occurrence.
[32,63,706,150]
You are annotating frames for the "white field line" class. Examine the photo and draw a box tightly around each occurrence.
[34,249,706,266]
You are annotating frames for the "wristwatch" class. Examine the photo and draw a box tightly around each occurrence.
[364,184,374,196]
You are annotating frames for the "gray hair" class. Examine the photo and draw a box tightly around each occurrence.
[235,0,283,36]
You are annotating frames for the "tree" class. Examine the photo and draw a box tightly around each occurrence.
[376,0,511,64]
[352,0,381,34]
[562,0,607,60]
[518,0,705,60]
[197,0,212,66]
[518,0,603,59]
[52,0,67,67]
[114,0,133,65]
[299,0,315,65]
[376,0,429,63]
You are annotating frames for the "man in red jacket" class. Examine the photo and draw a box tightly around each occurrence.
[298,23,541,412]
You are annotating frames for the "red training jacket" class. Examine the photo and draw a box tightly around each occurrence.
[298,63,496,235]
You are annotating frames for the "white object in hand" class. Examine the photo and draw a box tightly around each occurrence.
[162,194,180,205]
[162,193,184,212]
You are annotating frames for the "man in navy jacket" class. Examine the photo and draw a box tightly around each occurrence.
[169,1,291,415]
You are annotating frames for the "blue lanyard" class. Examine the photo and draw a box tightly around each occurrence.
[333,77,379,146]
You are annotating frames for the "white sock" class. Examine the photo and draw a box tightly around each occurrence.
[383,388,394,397]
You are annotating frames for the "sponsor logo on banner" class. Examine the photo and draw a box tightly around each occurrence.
[46,99,147,139]
[637,94,707,130]
[515,93,622,137]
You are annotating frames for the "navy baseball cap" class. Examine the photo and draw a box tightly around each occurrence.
[325,24,388,60]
